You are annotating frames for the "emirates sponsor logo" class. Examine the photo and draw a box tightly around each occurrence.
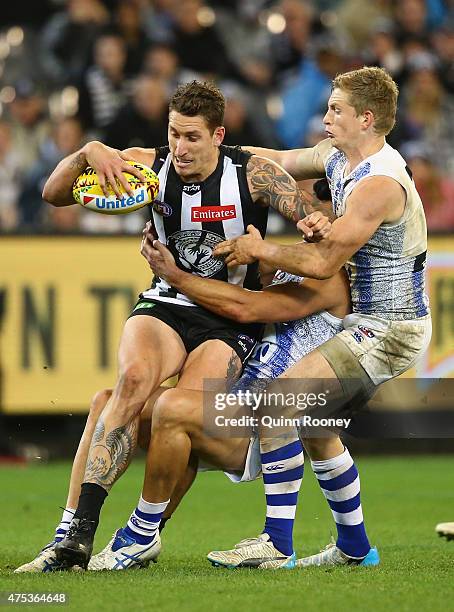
[191,205,236,222]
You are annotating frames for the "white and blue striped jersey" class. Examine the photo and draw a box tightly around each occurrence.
[324,142,429,320]
[236,271,343,391]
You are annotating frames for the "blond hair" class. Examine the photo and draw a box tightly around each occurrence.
[333,66,398,135]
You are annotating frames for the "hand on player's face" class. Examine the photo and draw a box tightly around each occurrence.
[84,141,145,198]
[297,211,331,242]
[141,226,177,281]
[214,225,262,267]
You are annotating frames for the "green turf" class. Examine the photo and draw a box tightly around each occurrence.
[1,456,453,611]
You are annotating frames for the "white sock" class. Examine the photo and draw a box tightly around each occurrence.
[125,497,170,543]
[311,448,370,558]
[55,507,75,541]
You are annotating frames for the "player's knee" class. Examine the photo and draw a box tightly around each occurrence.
[153,389,189,431]
[116,363,154,404]
[302,438,324,458]
[302,436,341,460]
[89,388,112,420]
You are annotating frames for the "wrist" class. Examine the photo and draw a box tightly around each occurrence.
[166,266,185,286]
[81,140,103,162]
[254,239,271,261]
[79,143,93,163]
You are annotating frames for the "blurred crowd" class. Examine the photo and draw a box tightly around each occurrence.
[1,0,454,234]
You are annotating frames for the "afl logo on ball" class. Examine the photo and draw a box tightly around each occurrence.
[167,229,225,277]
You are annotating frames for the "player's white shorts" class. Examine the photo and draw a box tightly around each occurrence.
[319,312,432,387]
[222,436,261,483]
[198,435,261,483]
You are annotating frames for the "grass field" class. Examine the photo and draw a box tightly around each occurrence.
[1,456,453,611]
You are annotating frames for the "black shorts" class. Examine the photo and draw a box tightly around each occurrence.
[129,297,263,364]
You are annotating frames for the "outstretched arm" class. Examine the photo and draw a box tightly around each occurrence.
[244,139,331,181]
[140,228,349,322]
[214,176,405,279]
[42,141,155,206]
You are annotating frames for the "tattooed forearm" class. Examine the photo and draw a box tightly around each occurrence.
[247,156,306,221]
[84,416,138,491]
[69,152,87,171]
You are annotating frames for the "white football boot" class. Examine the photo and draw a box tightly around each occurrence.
[435,522,454,541]
[88,528,161,570]
[207,533,296,569]
[295,540,380,568]
[15,541,69,573]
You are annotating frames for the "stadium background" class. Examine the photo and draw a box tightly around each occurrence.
[1,1,454,609]
[1,0,453,452]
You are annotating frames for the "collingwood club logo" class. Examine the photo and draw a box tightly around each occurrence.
[167,229,225,277]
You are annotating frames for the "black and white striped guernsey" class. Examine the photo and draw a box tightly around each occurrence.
[143,145,268,306]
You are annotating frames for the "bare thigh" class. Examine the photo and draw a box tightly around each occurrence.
[137,339,243,454]
[178,339,242,390]
[158,387,250,473]
[116,315,188,394]
[177,341,247,471]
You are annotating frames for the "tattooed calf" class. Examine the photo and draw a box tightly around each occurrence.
[85,417,138,490]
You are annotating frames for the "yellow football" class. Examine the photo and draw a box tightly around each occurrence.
[72,161,159,215]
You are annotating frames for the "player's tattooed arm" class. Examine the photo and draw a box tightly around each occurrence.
[300,177,335,222]
[43,140,151,206]
[299,191,335,221]
[69,152,88,172]
[247,156,332,241]
[42,148,90,206]
[84,416,138,491]
[247,155,309,222]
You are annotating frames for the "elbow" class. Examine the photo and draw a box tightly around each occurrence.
[223,302,256,324]
[42,180,72,207]
[282,262,332,280]
[42,181,58,206]
[309,260,339,280]
[236,311,256,324]
[312,269,332,280]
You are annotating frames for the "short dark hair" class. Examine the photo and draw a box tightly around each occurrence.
[169,81,225,132]
[313,178,332,202]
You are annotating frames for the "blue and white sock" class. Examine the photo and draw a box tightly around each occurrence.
[123,497,170,545]
[261,438,304,556]
[311,448,370,558]
[54,508,75,543]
